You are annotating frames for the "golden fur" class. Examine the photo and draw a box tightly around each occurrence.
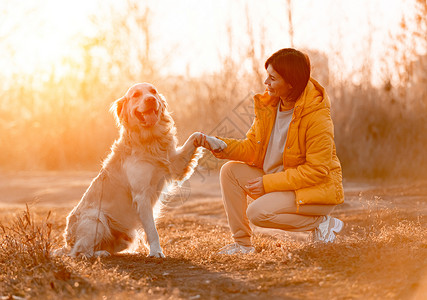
[57,83,225,258]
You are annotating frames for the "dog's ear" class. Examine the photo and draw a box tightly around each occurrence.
[110,96,127,126]
[158,93,168,111]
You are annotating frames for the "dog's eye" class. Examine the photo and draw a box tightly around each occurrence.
[132,91,141,98]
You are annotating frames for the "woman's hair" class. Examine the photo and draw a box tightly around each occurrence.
[265,48,311,102]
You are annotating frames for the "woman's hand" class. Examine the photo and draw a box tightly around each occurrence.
[246,177,265,196]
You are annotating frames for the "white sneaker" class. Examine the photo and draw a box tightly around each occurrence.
[217,243,255,255]
[313,216,344,243]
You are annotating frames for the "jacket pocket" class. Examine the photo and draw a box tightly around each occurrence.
[295,169,343,205]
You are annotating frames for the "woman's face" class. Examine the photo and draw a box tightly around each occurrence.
[264,64,292,99]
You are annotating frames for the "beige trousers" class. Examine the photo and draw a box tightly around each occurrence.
[220,161,336,246]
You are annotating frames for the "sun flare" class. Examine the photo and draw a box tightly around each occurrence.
[1,0,408,80]
[1,0,96,75]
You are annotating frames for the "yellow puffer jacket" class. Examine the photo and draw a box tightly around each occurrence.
[214,78,344,206]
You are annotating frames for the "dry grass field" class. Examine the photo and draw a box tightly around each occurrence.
[0,171,426,299]
[1,1,426,299]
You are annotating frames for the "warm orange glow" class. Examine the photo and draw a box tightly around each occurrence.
[0,2,426,298]
[1,0,407,79]
[0,0,425,178]
[1,0,96,76]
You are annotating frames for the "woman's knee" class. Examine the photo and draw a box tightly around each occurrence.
[246,202,267,227]
[219,161,241,182]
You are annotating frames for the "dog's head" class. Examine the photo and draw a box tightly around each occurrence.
[111,83,168,129]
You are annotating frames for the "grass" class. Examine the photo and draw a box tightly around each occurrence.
[1,0,426,179]
[1,55,426,180]
[0,194,426,299]
[331,81,427,179]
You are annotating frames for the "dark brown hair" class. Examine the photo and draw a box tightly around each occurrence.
[265,48,311,102]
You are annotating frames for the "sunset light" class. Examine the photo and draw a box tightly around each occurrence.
[1,0,94,75]
[1,0,410,79]
[0,0,426,299]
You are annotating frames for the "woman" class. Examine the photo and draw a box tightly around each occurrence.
[196,48,344,255]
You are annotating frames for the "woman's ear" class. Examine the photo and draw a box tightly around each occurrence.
[110,96,127,126]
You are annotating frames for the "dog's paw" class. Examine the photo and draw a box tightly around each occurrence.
[205,135,227,152]
[94,250,111,257]
[51,247,67,257]
[192,132,226,152]
[148,251,165,258]
[76,251,110,259]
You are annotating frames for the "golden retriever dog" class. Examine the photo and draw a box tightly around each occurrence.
[57,83,226,258]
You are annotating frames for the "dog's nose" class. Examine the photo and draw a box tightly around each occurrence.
[141,96,158,112]
[144,96,156,105]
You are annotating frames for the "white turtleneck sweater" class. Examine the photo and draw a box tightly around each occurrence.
[263,105,294,174]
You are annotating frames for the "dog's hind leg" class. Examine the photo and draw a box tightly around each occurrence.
[69,212,112,258]
[106,226,135,254]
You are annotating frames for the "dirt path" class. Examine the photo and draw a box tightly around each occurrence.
[0,170,426,299]
[2,170,424,240]
[2,170,426,215]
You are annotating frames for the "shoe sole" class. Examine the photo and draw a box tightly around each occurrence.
[217,245,255,255]
[218,248,255,255]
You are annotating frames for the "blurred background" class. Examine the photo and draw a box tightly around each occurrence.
[0,0,426,179]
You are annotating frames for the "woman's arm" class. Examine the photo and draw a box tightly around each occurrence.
[212,118,258,163]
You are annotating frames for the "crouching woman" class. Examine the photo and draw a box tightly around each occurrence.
[199,48,344,255]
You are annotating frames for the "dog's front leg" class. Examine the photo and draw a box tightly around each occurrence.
[125,161,165,258]
[170,132,227,180]
[169,133,201,180]
[133,192,165,258]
